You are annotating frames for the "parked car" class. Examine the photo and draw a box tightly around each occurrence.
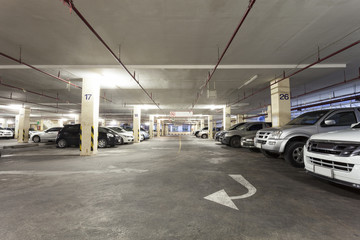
[3,128,15,138]
[215,123,246,142]
[197,127,221,139]
[304,122,360,189]
[195,127,207,137]
[123,127,145,141]
[140,127,150,139]
[255,108,360,168]
[0,127,13,139]
[56,124,116,148]
[30,127,63,143]
[222,122,271,148]
[107,126,134,144]
[240,133,259,152]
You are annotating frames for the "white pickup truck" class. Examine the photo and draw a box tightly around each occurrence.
[304,122,360,189]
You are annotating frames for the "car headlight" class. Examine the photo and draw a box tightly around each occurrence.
[107,133,114,138]
[269,130,282,139]
[245,138,254,142]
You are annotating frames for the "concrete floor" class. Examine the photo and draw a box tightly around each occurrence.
[0,136,359,240]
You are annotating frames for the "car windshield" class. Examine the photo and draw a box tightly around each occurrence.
[229,123,245,130]
[287,110,329,125]
[109,127,126,133]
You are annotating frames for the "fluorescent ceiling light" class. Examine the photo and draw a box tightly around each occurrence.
[238,75,258,90]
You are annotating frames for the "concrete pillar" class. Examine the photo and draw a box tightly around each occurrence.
[265,105,272,122]
[15,115,20,139]
[39,120,44,131]
[236,114,244,124]
[200,119,204,129]
[80,78,100,156]
[18,107,30,143]
[223,106,231,130]
[165,124,169,136]
[149,115,154,139]
[271,78,291,127]
[133,107,141,143]
[208,115,213,139]
[161,121,165,136]
[58,119,64,127]
[157,119,161,137]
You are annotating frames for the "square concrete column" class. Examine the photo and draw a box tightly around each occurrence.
[271,78,291,127]
[236,114,244,124]
[80,78,100,156]
[208,115,213,139]
[39,120,44,131]
[133,107,141,143]
[149,115,154,139]
[157,119,161,137]
[165,124,169,136]
[161,121,165,136]
[265,105,272,122]
[195,121,199,131]
[18,107,30,143]
[14,115,20,139]
[223,106,231,130]
[200,119,204,129]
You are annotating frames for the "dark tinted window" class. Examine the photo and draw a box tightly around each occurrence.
[265,123,272,128]
[248,124,263,131]
[325,111,357,126]
[287,110,329,125]
[229,123,246,130]
[64,125,79,133]
[99,127,108,133]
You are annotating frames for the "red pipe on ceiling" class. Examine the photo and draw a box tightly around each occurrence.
[192,0,257,110]
[61,0,160,110]
[229,40,360,107]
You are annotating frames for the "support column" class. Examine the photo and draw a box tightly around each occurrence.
[195,121,199,131]
[200,119,204,129]
[165,124,169,136]
[39,120,44,131]
[18,107,30,143]
[149,115,154,139]
[236,114,244,124]
[208,115,213,139]
[265,105,272,122]
[75,114,80,124]
[80,78,100,156]
[161,121,165,136]
[223,106,231,130]
[15,115,20,139]
[133,107,141,143]
[157,119,161,137]
[271,78,291,127]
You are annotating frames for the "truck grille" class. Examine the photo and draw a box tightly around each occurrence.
[308,141,360,157]
[309,157,354,172]
[256,131,271,144]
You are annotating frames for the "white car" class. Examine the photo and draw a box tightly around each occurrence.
[107,126,135,144]
[0,127,14,139]
[304,122,360,189]
[30,127,63,143]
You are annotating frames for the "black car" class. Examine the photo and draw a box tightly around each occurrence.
[56,124,116,148]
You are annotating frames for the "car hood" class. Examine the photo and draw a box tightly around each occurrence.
[0,129,13,133]
[310,128,359,142]
[120,132,134,137]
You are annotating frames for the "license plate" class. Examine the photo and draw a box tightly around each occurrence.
[314,165,334,178]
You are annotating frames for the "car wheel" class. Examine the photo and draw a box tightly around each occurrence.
[260,149,280,158]
[98,138,107,148]
[201,134,208,139]
[230,136,241,148]
[33,135,40,143]
[119,137,124,145]
[284,141,305,168]
[57,139,67,148]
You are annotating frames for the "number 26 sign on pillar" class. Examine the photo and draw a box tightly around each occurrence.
[279,93,289,100]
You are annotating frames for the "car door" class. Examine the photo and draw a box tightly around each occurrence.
[246,123,264,135]
[46,128,60,141]
[67,125,80,146]
[318,110,358,133]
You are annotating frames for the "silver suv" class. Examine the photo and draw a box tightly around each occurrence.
[255,108,360,168]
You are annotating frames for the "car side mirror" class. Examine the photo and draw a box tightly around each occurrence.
[324,119,336,126]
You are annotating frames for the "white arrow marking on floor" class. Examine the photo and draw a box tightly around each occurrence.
[204,174,256,210]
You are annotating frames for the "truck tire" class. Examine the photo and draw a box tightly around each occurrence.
[284,141,305,168]
[230,136,241,148]
[260,149,280,158]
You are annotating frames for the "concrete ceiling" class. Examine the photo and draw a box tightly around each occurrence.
[1,0,360,122]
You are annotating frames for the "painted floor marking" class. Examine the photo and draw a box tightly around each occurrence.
[204,174,257,210]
